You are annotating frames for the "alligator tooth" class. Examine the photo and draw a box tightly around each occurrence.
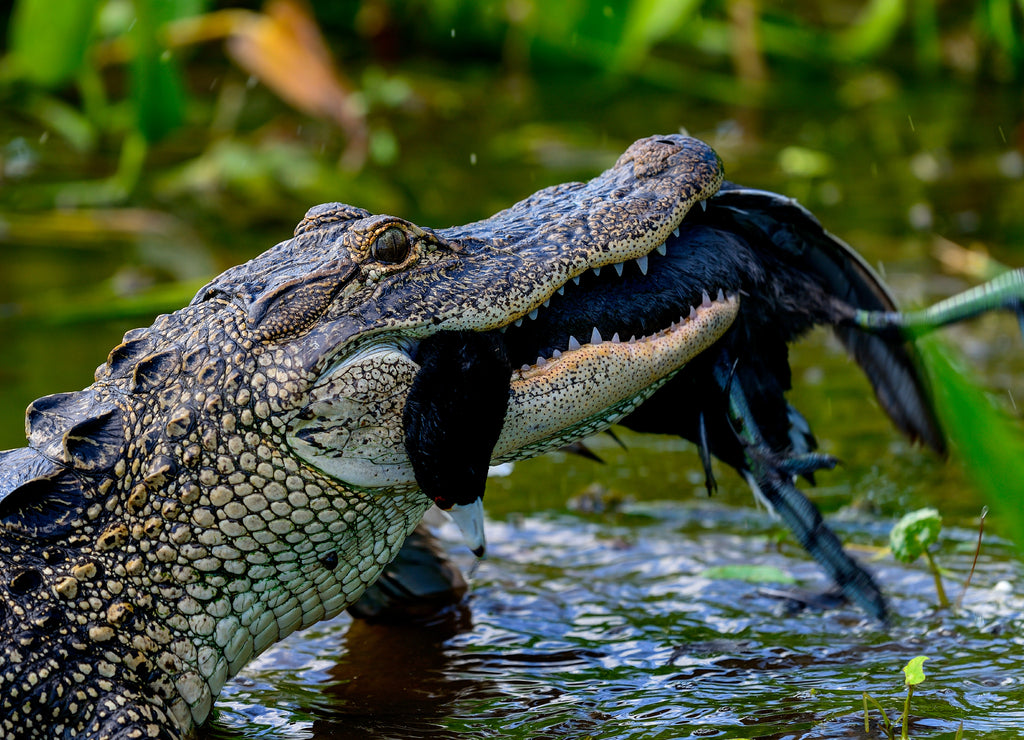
[689,305,698,319]
[591,327,603,344]
[611,332,620,343]
[536,356,547,367]
[528,309,538,321]
[636,255,648,275]
[553,349,562,358]
[514,318,524,327]
[557,286,565,295]
[701,290,712,308]
[629,335,637,343]
[593,267,602,277]
[572,275,581,286]
[521,364,531,372]
[568,335,582,351]
[699,199,708,211]
[614,262,624,277]
[655,242,667,256]
[498,326,507,333]
[543,298,551,308]
[716,288,725,302]
[672,227,680,237]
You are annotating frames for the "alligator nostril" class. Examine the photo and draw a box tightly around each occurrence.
[10,569,42,595]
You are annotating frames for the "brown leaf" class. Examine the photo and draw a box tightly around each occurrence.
[227,0,367,168]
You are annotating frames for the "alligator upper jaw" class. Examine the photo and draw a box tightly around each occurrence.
[494,194,724,364]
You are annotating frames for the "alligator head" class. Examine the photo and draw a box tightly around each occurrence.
[0,135,750,738]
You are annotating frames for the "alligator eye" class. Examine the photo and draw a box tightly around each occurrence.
[371,227,410,264]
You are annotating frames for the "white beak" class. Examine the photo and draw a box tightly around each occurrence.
[447,498,487,557]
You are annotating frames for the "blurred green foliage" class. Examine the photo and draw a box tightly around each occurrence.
[919,334,1024,551]
[2,0,1021,189]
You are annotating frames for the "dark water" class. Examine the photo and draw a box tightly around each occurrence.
[2,66,1024,738]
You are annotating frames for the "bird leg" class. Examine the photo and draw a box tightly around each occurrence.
[852,267,1024,339]
[697,411,718,495]
[714,360,888,621]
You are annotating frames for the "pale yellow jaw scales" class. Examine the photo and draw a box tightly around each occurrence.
[492,294,740,461]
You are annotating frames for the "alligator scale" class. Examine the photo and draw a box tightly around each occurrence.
[1,135,1021,739]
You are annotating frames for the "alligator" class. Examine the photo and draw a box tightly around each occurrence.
[1,134,1022,739]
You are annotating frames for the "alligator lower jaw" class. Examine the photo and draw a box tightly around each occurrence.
[492,292,739,460]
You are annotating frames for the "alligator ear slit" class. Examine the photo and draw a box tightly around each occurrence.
[247,268,354,341]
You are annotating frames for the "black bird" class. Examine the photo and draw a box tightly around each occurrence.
[403,331,512,556]
[372,181,1024,624]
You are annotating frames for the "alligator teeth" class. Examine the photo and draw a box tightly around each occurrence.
[572,275,581,286]
[614,262,624,277]
[536,356,547,366]
[655,243,667,256]
[593,267,602,277]
[701,290,712,309]
[568,335,582,351]
[716,288,725,302]
[611,332,620,343]
[542,298,551,308]
[528,309,538,321]
[672,227,681,237]
[689,305,698,319]
[553,349,562,358]
[636,255,648,275]
[699,199,707,211]
[591,327,602,344]
[557,286,565,295]
[514,318,524,327]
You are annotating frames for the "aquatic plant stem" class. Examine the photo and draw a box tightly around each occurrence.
[901,684,914,740]
[955,506,988,611]
[922,550,950,608]
[863,692,894,738]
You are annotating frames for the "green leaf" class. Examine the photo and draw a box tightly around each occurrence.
[128,0,202,142]
[700,565,797,584]
[889,508,942,564]
[918,335,1024,554]
[835,0,905,59]
[612,0,702,71]
[6,0,101,87]
[903,656,929,686]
